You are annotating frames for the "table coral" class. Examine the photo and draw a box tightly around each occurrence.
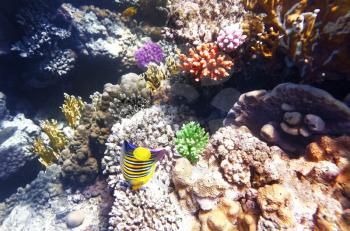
[180,43,234,81]
[225,83,350,152]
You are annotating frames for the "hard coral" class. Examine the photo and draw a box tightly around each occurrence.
[217,24,247,52]
[180,43,234,81]
[225,83,350,153]
[61,93,85,128]
[134,42,165,69]
[244,0,350,81]
[165,0,245,44]
[175,122,209,164]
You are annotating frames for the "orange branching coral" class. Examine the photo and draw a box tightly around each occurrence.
[179,43,234,81]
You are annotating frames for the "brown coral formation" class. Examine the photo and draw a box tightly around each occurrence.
[305,135,350,163]
[225,83,350,152]
[244,0,350,81]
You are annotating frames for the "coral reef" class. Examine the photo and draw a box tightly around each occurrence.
[244,0,350,81]
[165,0,245,44]
[180,43,234,81]
[201,125,348,230]
[174,122,209,164]
[0,165,109,230]
[225,83,350,152]
[217,24,247,52]
[61,73,152,185]
[134,42,165,69]
[0,113,41,180]
[102,105,193,230]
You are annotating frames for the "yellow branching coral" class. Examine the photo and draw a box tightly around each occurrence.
[144,63,168,92]
[40,119,68,152]
[143,55,180,92]
[32,138,59,167]
[61,93,85,127]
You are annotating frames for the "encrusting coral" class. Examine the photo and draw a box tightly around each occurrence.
[61,93,85,128]
[201,125,348,230]
[180,43,234,81]
[244,0,350,81]
[225,83,350,152]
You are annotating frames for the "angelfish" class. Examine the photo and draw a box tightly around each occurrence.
[121,141,165,190]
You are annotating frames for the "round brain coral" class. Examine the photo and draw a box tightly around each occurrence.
[179,43,234,81]
[134,42,165,69]
[175,121,209,164]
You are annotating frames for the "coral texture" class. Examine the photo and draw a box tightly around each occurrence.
[217,24,247,52]
[134,42,165,69]
[165,0,245,44]
[175,122,209,164]
[244,0,350,81]
[0,114,40,180]
[180,43,234,81]
[225,83,350,152]
[203,125,348,230]
[102,105,193,230]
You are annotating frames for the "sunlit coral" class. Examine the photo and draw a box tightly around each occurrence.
[217,24,247,52]
[40,119,68,152]
[61,93,85,128]
[32,138,59,167]
[179,43,234,81]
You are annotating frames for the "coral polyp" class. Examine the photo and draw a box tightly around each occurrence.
[179,43,234,81]
[134,42,165,69]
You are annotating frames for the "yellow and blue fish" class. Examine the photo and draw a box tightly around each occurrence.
[121,141,165,190]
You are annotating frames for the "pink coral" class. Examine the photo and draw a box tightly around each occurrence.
[217,24,247,52]
[179,43,234,81]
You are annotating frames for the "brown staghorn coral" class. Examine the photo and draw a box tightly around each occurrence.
[244,0,350,81]
[225,83,350,153]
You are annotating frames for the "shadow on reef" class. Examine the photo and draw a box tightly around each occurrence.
[0,158,43,202]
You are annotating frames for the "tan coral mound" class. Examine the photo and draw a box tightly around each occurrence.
[172,126,349,231]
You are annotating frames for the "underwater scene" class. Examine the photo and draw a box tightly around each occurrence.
[0,0,350,230]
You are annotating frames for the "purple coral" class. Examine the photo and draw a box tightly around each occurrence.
[134,42,164,69]
[217,24,247,52]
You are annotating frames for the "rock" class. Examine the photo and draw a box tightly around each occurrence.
[0,114,41,180]
[304,114,325,132]
[66,210,85,228]
[260,123,279,143]
[283,112,302,126]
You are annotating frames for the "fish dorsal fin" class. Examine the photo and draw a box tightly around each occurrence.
[133,147,151,161]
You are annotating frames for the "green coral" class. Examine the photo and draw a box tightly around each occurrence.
[175,121,209,164]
